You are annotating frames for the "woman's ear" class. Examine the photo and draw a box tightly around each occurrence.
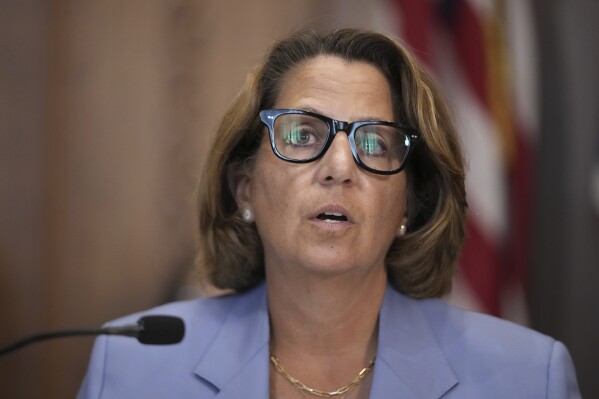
[234,174,252,210]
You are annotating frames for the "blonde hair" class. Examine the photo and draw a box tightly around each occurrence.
[197,28,467,297]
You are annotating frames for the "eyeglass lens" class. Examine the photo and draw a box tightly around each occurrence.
[272,113,410,173]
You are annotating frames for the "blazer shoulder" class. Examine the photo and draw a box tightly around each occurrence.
[77,287,265,399]
[418,298,581,398]
[421,298,555,359]
[106,291,241,332]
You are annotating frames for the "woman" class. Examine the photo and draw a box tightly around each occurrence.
[78,28,580,398]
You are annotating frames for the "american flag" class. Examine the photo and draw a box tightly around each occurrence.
[367,0,537,322]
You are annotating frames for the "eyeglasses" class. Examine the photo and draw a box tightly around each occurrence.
[259,109,419,175]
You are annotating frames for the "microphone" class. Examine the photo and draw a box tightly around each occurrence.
[0,315,185,357]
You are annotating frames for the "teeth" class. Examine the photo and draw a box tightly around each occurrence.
[316,211,348,223]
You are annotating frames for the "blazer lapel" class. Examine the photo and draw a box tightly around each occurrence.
[370,286,458,399]
[191,283,457,399]
[193,283,271,399]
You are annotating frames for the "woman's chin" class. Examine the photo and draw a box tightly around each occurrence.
[295,254,382,278]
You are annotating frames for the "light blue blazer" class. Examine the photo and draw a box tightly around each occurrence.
[78,282,580,398]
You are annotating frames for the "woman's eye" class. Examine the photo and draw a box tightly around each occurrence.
[284,127,315,146]
[358,132,387,157]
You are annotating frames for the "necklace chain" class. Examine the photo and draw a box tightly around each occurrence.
[270,355,376,398]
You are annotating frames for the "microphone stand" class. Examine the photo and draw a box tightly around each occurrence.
[0,324,141,357]
[1,316,183,357]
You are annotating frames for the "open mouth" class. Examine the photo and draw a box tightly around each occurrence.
[316,212,348,223]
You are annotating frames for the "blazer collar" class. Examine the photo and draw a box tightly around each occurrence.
[193,283,270,399]
[371,286,458,398]
[192,283,457,399]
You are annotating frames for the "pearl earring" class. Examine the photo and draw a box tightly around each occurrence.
[399,225,407,236]
[242,209,253,222]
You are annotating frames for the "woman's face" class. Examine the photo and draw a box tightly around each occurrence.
[237,55,407,279]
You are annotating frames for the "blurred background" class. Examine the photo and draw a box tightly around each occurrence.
[1,0,597,397]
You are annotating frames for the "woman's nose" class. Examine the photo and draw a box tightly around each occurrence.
[316,132,357,185]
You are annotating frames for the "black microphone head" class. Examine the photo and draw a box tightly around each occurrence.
[136,316,185,345]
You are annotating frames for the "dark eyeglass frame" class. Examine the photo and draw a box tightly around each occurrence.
[259,108,419,175]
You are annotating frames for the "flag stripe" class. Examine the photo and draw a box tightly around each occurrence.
[392,0,435,65]
[442,0,489,108]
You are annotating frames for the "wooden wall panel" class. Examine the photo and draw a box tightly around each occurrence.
[43,2,181,396]
[0,1,48,397]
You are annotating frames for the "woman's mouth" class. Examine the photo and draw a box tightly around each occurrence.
[316,212,348,223]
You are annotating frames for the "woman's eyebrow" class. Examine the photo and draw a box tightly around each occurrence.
[294,105,323,114]
[294,105,389,122]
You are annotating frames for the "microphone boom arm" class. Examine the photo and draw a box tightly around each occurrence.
[1,327,112,357]
[0,316,183,357]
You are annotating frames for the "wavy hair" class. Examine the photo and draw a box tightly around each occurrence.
[197,28,467,298]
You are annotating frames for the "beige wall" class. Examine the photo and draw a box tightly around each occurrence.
[0,0,372,397]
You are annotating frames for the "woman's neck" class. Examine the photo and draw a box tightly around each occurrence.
[266,265,386,394]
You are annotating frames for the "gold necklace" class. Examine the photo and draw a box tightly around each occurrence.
[270,356,376,398]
